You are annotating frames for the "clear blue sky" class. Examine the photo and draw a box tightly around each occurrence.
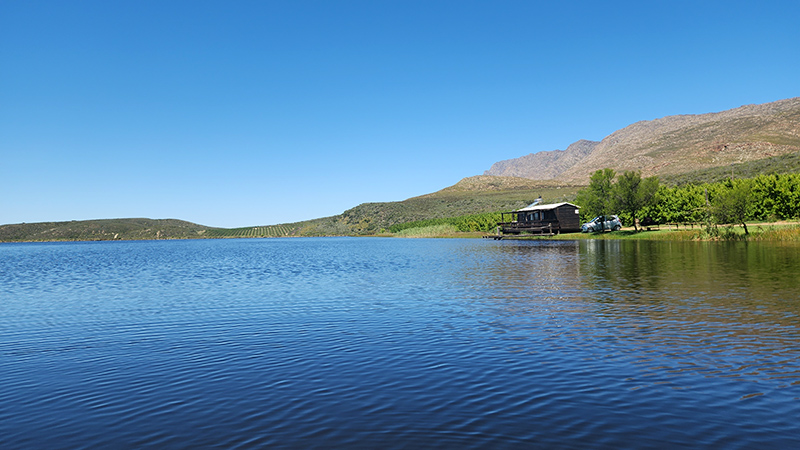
[2,1,798,228]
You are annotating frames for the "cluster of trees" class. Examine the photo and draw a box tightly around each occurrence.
[576,170,800,234]
[575,169,658,231]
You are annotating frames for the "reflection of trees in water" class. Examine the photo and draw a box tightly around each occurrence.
[581,240,664,294]
[576,239,800,395]
[579,240,800,319]
[461,239,800,396]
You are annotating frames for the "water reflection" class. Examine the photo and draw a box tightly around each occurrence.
[452,239,800,400]
[453,241,585,337]
[2,238,799,449]
[579,240,800,321]
[467,240,581,296]
[577,240,800,397]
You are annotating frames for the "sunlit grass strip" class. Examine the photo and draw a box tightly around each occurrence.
[547,223,800,241]
[388,211,504,233]
[394,224,460,237]
[747,224,800,241]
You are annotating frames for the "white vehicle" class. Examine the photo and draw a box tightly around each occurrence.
[581,215,622,233]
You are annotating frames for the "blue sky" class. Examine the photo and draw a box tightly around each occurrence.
[2,1,798,228]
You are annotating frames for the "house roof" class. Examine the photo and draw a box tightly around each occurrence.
[516,202,580,212]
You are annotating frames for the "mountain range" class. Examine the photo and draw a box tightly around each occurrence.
[484,97,800,182]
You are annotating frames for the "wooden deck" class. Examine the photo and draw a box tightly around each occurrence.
[483,234,556,240]
[497,222,562,235]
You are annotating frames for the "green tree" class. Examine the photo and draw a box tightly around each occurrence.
[575,168,616,220]
[750,173,800,220]
[711,179,753,234]
[611,171,660,231]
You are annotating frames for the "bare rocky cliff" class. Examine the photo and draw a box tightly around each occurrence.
[484,97,800,183]
[484,139,599,179]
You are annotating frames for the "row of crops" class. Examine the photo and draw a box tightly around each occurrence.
[205,225,297,238]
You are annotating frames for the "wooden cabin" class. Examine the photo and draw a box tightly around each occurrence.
[498,202,581,235]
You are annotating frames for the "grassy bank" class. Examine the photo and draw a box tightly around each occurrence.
[388,224,487,238]
[504,222,800,242]
[391,222,800,241]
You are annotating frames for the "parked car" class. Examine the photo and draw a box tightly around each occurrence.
[581,215,622,233]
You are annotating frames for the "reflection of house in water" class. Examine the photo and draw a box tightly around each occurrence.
[466,241,583,301]
[497,202,581,236]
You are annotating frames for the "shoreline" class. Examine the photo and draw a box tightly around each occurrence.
[404,221,800,242]
[3,222,799,244]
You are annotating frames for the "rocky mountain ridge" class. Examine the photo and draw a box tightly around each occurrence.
[483,140,599,180]
[484,97,800,182]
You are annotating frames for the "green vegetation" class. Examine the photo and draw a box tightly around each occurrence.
[660,150,800,186]
[611,171,659,231]
[574,168,616,218]
[576,169,660,230]
[388,212,502,234]
[640,173,800,226]
[570,169,800,241]
[710,179,753,234]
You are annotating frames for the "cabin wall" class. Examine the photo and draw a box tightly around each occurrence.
[553,205,580,231]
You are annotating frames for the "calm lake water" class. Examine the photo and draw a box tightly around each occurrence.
[1,237,799,449]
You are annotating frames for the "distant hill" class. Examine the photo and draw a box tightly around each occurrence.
[0,218,213,242]
[485,97,800,182]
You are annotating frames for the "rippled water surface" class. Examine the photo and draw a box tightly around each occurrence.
[1,238,799,448]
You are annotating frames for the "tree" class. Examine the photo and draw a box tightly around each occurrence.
[575,168,616,220]
[711,179,753,234]
[611,171,660,231]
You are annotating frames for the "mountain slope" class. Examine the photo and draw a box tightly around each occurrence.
[484,139,599,179]
[296,176,583,235]
[485,97,800,182]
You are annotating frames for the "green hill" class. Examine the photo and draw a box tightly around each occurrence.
[288,176,583,235]
[0,218,214,242]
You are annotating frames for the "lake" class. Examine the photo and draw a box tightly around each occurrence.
[1,237,799,449]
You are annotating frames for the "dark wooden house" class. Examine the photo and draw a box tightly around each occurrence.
[498,202,581,235]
